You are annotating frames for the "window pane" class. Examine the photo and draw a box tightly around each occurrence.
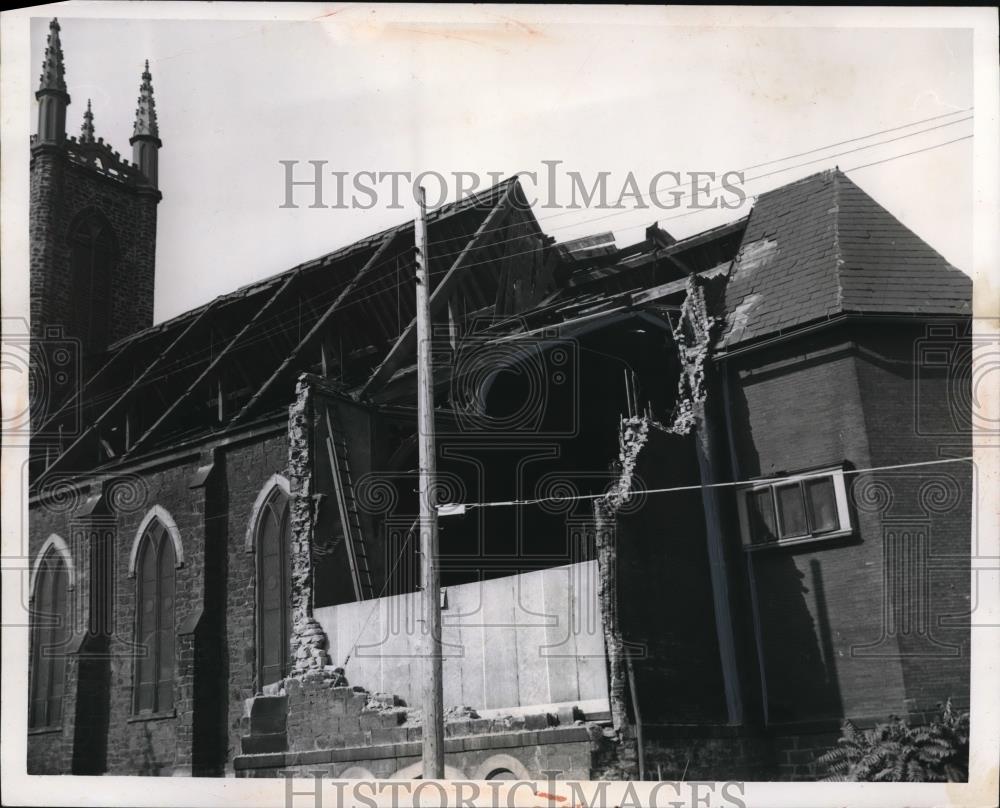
[135,527,160,712]
[157,537,175,711]
[776,484,807,538]
[806,477,839,534]
[48,564,69,723]
[30,553,70,727]
[35,562,56,725]
[749,489,777,543]
[30,560,52,727]
[258,490,290,687]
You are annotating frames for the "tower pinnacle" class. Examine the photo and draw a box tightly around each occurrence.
[130,59,161,187]
[34,18,70,146]
[37,18,68,97]
[131,59,159,141]
[80,99,95,143]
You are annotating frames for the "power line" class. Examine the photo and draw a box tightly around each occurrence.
[426,107,974,243]
[845,134,973,173]
[527,115,972,239]
[554,131,974,242]
[441,456,975,513]
[328,453,975,668]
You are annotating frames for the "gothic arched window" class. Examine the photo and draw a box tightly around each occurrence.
[133,519,176,714]
[68,211,116,354]
[255,485,291,688]
[29,547,71,729]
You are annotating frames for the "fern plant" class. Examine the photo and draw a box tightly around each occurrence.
[818,698,969,782]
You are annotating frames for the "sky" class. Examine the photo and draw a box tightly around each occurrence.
[29,8,974,323]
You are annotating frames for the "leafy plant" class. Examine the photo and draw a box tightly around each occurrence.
[818,698,969,782]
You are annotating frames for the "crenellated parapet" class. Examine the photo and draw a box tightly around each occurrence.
[31,19,161,190]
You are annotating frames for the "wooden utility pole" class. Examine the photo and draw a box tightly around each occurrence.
[415,186,445,778]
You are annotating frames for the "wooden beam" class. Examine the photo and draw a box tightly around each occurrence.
[229,230,401,428]
[359,182,514,398]
[124,272,302,457]
[43,299,221,476]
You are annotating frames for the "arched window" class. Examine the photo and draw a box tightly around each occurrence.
[29,548,71,728]
[133,519,176,714]
[255,485,291,688]
[68,211,116,354]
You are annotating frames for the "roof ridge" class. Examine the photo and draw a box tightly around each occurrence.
[755,167,837,201]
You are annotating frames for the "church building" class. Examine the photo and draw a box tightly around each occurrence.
[26,19,973,780]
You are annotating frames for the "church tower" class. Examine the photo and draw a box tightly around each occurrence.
[30,18,163,363]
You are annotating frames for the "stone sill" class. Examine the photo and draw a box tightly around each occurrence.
[743,529,855,553]
[128,709,177,723]
[234,725,592,771]
[28,725,63,736]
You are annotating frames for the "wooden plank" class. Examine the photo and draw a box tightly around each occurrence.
[229,230,400,427]
[481,575,520,710]
[515,570,550,706]
[542,564,580,704]
[324,407,364,601]
[359,182,515,398]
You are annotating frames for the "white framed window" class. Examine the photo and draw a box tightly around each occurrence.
[737,466,852,550]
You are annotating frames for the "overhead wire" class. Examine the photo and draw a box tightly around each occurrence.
[40,123,974,430]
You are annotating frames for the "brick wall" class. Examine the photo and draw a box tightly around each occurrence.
[640,731,776,781]
[28,427,293,776]
[103,460,203,775]
[851,322,971,712]
[236,675,596,779]
[725,320,971,731]
[29,147,158,352]
[222,432,292,770]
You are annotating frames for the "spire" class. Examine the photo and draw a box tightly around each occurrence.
[37,18,68,97]
[131,59,159,141]
[34,18,70,147]
[130,60,162,188]
[80,99,95,143]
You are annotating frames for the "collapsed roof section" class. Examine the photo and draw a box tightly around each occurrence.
[31,169,972,488]
[34,177,552,479]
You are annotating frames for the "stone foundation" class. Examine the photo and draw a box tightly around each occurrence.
[236,672,602,779]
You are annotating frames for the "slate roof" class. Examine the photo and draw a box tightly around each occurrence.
[719,169,971,348]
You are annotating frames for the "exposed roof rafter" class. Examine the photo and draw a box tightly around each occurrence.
[229,229,404,428]
[359,179,516,399]
[123,267,307,457]
[42,299,222,478]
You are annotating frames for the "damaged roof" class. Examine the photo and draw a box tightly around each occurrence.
[32,170,973,485]
[718,169,971,348]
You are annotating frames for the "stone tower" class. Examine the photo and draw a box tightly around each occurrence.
[30,18,162,361]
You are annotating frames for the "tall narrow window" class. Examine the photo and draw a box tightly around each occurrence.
[256,487,291,688]
[68,212,116,354]
[29,549,70,729]
[133,520,175,714]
